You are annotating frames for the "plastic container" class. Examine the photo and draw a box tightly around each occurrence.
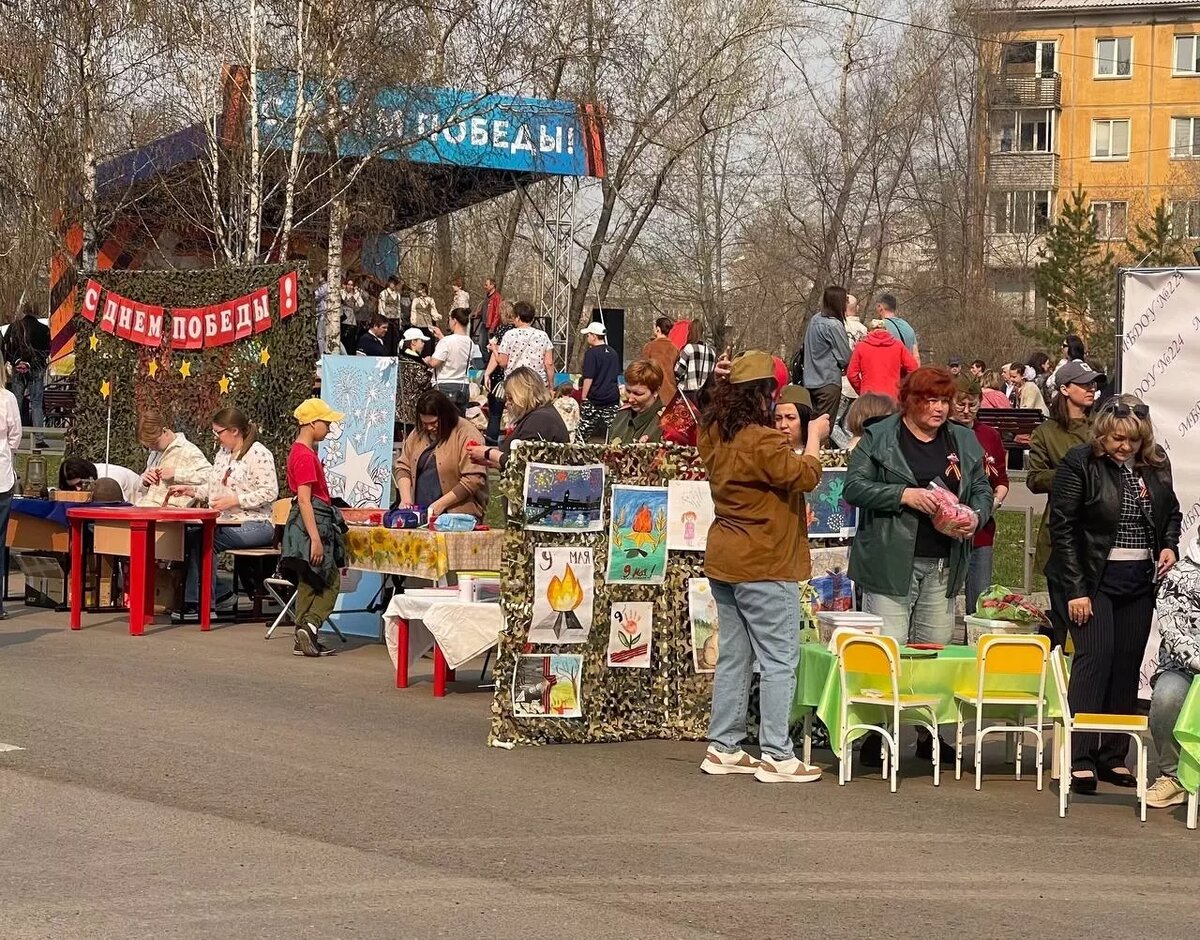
[965,615,1036,647]
[817,611,883,644]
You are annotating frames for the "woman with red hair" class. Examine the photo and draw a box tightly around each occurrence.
[845,366,994,765]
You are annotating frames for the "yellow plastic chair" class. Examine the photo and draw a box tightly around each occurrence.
[836,633,941,792]
[1049,648,1148,821]
[953,634,1050,791]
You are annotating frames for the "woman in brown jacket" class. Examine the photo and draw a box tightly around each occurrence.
[698,351,830,785]
[395,390,489,519]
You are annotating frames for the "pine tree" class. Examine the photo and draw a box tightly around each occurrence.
[1125,200,1189,268]
[1019,186,1116,367]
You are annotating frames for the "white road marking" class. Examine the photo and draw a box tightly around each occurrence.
[0,743,24,752]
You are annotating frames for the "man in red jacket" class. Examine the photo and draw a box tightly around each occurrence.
[473,277,503,349]
[845,320,918,399]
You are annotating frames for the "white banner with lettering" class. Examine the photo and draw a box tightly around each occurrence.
[1119,267,1200,696]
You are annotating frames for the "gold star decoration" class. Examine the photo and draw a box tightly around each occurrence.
[258,347,270,366]
[89,335,99,351]
[218,375,231,395]
[148,360,159,378]
[100,379,111,399]
[179,360,192,378]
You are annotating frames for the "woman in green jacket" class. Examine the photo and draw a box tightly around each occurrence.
[1026,360,1102,644]
[845,366,993,765]
[608,359,665,444]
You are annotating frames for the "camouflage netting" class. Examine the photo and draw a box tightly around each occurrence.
[488,440,848,747]
[68,264,315,473]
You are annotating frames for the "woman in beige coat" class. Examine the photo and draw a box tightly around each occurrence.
[395,390,489,519]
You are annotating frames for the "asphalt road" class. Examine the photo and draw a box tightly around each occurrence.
[1,608,1198,939]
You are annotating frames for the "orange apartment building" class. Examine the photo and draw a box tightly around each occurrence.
[985,0,1200,315]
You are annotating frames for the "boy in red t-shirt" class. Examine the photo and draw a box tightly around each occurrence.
[285,398,344,656]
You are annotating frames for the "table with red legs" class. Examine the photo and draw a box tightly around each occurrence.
[67,506,221,636]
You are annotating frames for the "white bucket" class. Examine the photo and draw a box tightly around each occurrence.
[965,614,1035,647]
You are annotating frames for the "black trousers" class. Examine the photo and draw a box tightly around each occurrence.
[807,383,841,421]
[1066,560,1155,771]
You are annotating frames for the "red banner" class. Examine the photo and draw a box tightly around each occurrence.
[278,272,298,319]
[251,288,271,334]
[170,307,208,351]
[98,293,120,335]
[210,300,237,347]
[82,275,296,351]
[81,279,101,322]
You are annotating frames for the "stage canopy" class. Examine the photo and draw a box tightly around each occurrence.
[50,67,606,373]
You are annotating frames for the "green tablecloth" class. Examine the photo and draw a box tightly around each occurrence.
[792,643,1064,757]
[1173,676,1200,794]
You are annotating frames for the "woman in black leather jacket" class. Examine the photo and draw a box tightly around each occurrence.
[1046,396,1181,795]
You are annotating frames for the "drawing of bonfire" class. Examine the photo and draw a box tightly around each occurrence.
[613,500,666,559]
[536,562,586,639]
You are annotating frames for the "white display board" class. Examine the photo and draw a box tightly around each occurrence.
[1118,267,1200,696]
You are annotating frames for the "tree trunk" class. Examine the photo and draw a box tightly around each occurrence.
[245,0,261,262]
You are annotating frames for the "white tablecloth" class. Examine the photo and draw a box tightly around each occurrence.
[424,602,504,669]
[382,591,450,673]
[382,592,503,671]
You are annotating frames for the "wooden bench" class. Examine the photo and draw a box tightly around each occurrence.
[42,383,76,428]
[977,408,1045,469]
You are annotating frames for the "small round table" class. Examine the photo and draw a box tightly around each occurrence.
[67,506,221,635]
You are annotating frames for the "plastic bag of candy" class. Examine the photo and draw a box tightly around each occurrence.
[927,479,978,538]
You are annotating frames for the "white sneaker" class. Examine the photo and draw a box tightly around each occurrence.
[700,747,761,775]
[1146,775,1188,808]
[754,756,822,784]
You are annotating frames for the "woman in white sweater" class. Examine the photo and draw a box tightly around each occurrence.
[171,407,279,615]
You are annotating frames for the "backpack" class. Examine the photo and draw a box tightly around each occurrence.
[789,345,805,385]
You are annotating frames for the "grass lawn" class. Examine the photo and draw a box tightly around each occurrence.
[992,508,1046,594]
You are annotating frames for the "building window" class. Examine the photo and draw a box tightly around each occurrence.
[1096,37,1132,78]
[1092,201,1128,241]
[1172,201,1200,238]
[990,109,1054,153]
[1004,40,1057,76]
[1176,36,1200,75]
[1092,119,1130,160]
[990,191,1053,235]
[1171,117,1200,158]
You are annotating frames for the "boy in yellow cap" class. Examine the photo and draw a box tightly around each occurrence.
[281,398,347,656]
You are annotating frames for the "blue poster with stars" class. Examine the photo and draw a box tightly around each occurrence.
[318,355,398,508]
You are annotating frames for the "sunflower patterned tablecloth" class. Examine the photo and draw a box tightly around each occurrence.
[343,526,505,581]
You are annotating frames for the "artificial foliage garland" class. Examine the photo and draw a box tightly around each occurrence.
[67,263,316,474]
[488,440,848,747]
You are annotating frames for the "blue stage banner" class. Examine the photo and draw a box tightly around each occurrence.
[257,74,605,178]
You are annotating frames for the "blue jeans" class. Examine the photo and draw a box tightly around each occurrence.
[184,520,275,606]
[1149,668,1192,778]
[863,557,954,645]
[11,370,45,443]
[965,545,993,619]
[707,579,801,761]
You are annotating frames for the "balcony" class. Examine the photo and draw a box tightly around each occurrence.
[985,233,1047,270]
[988,152,1059,191]
[989,72,1062,109]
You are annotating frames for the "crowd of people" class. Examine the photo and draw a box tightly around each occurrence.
[698,288,1192,812]
[5,265,1192,808]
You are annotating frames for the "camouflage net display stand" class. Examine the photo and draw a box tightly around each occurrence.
[488,440,847,748]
